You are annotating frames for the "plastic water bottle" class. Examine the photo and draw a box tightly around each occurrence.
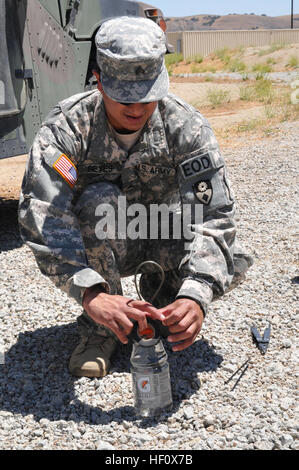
[130,323,173,417]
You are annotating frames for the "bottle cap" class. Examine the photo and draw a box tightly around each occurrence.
[129,317,170,344]
[138,324,155,340]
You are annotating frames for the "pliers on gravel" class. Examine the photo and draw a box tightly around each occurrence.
[251,323,271,355]
[224,323,271,390]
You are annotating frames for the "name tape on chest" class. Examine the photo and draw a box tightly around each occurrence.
[136,163,176,177]
[79,163,116,175]
[179,153,214,180]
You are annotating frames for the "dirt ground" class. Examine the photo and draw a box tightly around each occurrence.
[0,155,27,200]
[169,80,267,128]
[170,81,242,106]
[240,43,299,72]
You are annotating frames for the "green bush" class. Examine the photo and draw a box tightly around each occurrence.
[207,89,231,108]
[252,63,273,74]
[186,54,204,65]
[164,53,183,69]
[287,56,299,68]
[214,47,232,65]
[240,86,256,101]
[254,79,274,103]
[229,59,247,72]
[239,79,274,104]
[258,43,286,56]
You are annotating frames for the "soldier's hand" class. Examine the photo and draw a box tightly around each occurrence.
[159,298,204,351]
[82,287,165,344]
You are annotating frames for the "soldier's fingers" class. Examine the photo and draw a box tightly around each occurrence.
[168,316,192,333]
[125,307,149,332]
[116,315,134,336]
[128,300,165,322]
[158,304,175,317]
[168,307,203,333]
[145,307,165,322]
[108,320,129,344]
[161,305,188,326]
[127,300,152,309]
[167,326,194,344]
[171,337,195,352]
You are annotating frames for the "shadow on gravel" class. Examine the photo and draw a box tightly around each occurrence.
[0,198,23,251]
[0,322,223,427]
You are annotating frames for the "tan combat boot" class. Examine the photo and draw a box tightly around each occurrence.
[69,312,119,378]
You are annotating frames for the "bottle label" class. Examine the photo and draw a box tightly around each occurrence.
[132,368,172,407]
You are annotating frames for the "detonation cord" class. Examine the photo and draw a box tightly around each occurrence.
[134,261,165,305]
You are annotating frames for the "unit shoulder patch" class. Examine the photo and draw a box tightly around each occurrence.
[193,180,213,205]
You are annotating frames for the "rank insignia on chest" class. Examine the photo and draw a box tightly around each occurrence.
[53,154,77,188]
[193,180,212,205]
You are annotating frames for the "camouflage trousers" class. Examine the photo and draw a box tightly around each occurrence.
[73,182,252,334]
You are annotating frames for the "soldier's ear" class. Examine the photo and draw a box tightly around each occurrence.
[92,69,103,93]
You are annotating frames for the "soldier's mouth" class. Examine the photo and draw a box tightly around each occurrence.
[124,114,145,123]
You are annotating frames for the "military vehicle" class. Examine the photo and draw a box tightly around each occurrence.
[0,0,171,159]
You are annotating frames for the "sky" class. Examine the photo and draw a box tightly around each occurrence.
[155,0,298,18]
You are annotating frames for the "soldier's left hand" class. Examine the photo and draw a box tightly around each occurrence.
[159,299,204,351]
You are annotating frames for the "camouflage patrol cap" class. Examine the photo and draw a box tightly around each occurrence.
[95,16,169,103]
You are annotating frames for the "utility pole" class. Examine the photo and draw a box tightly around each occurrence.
[291,0,294,29]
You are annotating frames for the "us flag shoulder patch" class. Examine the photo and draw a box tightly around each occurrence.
[53,154,77,188]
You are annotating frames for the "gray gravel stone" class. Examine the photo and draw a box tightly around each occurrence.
[280,434,294,447]
[96,440,116,450]
[183,407,194,420]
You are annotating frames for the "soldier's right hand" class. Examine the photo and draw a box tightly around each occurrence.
[82,287,164,344]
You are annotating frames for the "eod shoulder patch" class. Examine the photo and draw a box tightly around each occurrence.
[179,153,212,179]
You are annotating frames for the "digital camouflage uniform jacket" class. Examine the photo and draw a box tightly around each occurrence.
[19,90,241,315]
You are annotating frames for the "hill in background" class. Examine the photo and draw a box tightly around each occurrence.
[165,13,299,31]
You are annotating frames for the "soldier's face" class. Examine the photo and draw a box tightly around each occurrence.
[94,72,157,132]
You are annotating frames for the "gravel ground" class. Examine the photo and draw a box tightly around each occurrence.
[0,120,298,451]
